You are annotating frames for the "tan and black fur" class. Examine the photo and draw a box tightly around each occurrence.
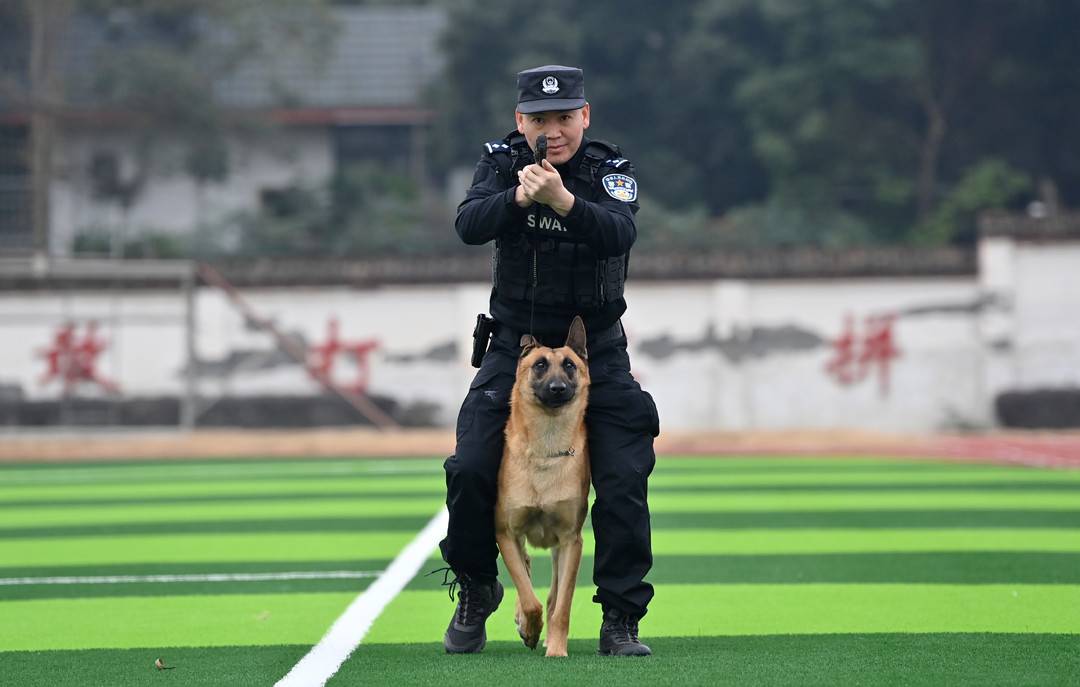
[495,316,590,657]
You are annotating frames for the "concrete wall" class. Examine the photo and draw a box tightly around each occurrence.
[2,237,1077,430]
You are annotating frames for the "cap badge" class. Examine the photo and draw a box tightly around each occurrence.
[541,76,559,94]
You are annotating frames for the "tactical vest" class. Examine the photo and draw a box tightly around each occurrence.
[487,132,629,311]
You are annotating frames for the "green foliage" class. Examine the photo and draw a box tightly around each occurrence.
[71,228,190,258]
[912,159,1032,246]
[722,195,874,249]
[632,199,712,252]
[433,0,1078,248]
[226,164,458,257]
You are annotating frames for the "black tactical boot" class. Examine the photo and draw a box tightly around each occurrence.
[598,608,652,656]
[441,572,504,654]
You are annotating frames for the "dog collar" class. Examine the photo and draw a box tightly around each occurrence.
[548,447,576,458]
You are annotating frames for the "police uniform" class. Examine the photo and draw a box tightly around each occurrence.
[439,66,658,647]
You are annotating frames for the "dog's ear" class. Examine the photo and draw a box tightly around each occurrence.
[519,334,540,358]
[564,316,588,360]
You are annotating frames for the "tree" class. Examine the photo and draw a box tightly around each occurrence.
[433,0,1079,249]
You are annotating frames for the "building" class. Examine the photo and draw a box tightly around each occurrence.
[0,5,448,257]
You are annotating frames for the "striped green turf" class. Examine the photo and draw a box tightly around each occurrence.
[8,479,1080,512]
[4,460,1076,493]
[0,593,358,650]
[364,584,1080,644]
[646,490,1080,511]
[8,483,1080,515]
[4,583,1078,651]
[0,515,433,538]
[1,453,1078,684]
[645,509,1080,528]
[0,645,311,687]
[8,551,1080,602]
[0,475,447,503]
[4,464,1079,500]
[4,527,1080,569]
[0,531,427,566]
[334,635,1080,687]
[0,497,444,528]
[4,490,1079,533]
[4,635,1079,687]
[0,457,443,481]
[7,509,1080,539]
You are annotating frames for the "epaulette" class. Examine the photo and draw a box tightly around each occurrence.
[582,139,622,161]
[484,132,530,180]
[580,139,628,182]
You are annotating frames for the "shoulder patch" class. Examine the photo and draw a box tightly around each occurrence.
[484,141,511,155]
[602,173,637,202]
[604,158,630,169]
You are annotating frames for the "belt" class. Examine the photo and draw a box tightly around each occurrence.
[493,319,625,351]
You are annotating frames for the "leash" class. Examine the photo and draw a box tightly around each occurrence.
[527,134,547,339]
[529,248,537,336]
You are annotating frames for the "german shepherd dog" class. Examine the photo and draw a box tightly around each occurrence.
[495,316,590,658]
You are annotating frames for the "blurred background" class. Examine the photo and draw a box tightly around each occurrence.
[1,0,1078,435]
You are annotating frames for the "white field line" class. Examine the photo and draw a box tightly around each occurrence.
[276,507,449,687]
[0,571,383,586]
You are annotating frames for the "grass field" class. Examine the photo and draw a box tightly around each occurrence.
[1,454,1079,685]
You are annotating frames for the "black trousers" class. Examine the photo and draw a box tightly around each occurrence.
[439,332,659,618]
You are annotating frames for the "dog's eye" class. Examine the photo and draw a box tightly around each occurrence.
[533,359,548,372]
[562,359,576,372]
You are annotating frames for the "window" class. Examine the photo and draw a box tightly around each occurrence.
[0,126,31,251]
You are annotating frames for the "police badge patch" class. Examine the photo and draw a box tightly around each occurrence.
[602,173,637,202]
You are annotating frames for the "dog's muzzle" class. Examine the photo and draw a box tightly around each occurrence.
[537,381,574,408]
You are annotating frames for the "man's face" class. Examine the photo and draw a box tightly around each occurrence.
[515,104,590,166]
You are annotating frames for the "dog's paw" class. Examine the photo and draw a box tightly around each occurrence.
[544,639,570,656]
[519,606,543,649]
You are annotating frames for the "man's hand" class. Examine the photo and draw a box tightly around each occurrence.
[515,159,575,216]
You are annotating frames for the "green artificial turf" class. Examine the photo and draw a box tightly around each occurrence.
[0,645,311,687]
[2,453,1079,685]
[0,593,358,650]
[3,635,1077,687]
[331,634,1080,687]
[0,531,427,567]
[364,583,1080,645]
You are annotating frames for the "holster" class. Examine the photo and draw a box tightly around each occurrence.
[471,314,495,368]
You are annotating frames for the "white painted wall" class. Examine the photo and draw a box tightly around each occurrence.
[2,238,1078,430]
[49,127,333,256]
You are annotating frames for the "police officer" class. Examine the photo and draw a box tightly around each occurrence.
[439,65,659,656]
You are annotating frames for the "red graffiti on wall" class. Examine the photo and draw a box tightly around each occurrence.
[307,317,380,394]
[825,314,900,396]
[37,321,120,394]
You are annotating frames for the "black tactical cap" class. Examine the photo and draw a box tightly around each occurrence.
[516,65,586,114]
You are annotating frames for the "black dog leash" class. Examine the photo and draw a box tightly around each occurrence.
[527,134,547,338]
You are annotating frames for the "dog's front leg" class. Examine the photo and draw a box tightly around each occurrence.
[496,532,544,649]
[546,546,560,636]
[544,534,583,657]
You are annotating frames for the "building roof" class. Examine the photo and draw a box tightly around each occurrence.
[212,7,448,110]
[52,6,447,113]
